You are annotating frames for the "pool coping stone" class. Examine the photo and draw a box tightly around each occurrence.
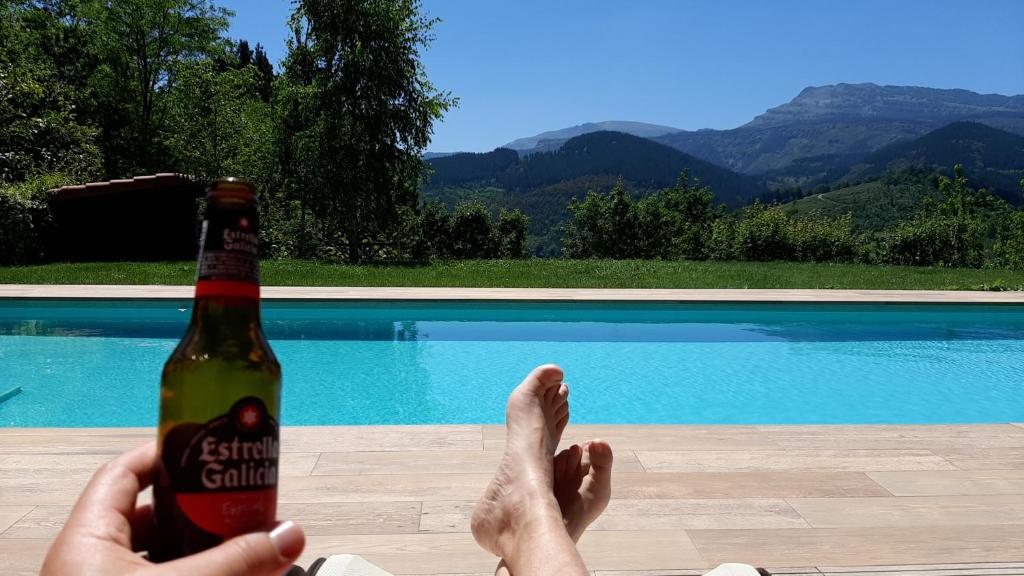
[1,285,1023,303]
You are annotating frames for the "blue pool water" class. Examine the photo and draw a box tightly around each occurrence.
[0,299,1022,426]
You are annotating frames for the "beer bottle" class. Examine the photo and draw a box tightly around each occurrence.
[151,178,281,561]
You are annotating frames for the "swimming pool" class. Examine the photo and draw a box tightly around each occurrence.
[1,299,1022,427]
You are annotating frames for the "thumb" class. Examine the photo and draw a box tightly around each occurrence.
[156,521,305,576]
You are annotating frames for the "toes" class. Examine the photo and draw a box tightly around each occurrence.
[579,440,593,478]
[556,383,569,406]
[586,439,614,477]
[554,447,573,479]
[554,398,569,420]
[543,384,558,404]
[568,443,583,469]
[558,443,583,481]
[555,412,569,436]
[528,364,564,393]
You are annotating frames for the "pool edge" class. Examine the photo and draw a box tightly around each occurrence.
[2,285,1024,303]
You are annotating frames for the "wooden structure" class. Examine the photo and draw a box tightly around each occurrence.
[48,174,203,262]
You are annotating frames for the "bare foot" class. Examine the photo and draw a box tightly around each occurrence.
[553,440,613,542]
[471,365,570,558]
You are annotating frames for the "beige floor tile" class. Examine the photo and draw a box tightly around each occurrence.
[577,530,709,571]
[637,450,955,473]
[391,569,495,573]
[589,499,808,530]
[819,565,1024,573]
[788,495,1024,528]
[868,470,1024,496]
[483,424,781,451]
[0,506,33,535]
[755,424,1024,437]
[819,563,1024,571]
[418,501,474,533]
[279,502,421,536]
[0,429,154,454]
[0,538,49,576]
[299,530,706,573]
[281,453,321,476]
[282,426,483,453]
[0,506,68,539]
[593,565,704,569]
[614,472,890,499]
[0,479,86,506]
[760,425,1024,450]
[280,473,492,503]
[420,498,807,533]
[0,454,112,480]
[0,427,151,436]
[297,533,497,574]
[933,448,1024,470]
[314,450,504,475]
[0,451,313,479]
[313,449,643,475]
[688,525,1024,566]
[2,501,423,540]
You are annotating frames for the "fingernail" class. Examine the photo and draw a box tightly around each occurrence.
[269,520,305,559]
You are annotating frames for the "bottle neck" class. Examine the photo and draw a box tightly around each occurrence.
[191,295,262,338]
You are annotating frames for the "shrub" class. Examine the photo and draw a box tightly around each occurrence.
[993,211,1024,269]
[562,179,640,259]
[879,214,985,267]
[788,213,859,262]
[495,208,530,259]
[0,173,69,265]
[451,201,497,258]
[418,199,453,260]
[706,217,737,260]
[733,203,792,261]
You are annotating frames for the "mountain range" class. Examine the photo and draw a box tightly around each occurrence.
[424,83,1024,254]
[434,83,1024,176]
[501,121,683,154]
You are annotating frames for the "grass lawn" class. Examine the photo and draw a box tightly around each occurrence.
[0,259,1022,290]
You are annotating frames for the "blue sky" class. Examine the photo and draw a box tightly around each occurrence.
[221,0,1024,153]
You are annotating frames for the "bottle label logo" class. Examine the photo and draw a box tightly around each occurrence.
[162,397,278,536]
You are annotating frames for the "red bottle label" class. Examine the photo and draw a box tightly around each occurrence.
[162,397,279,538]
[195,204,260,299]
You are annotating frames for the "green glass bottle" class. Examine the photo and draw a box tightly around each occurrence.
[151,178,281,561]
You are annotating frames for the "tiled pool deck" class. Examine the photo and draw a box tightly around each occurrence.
[2,287,1023,574]
[2,424,1024,575]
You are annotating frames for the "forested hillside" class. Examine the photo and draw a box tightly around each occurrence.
[840,122,1024,201]
[424,131,768,254]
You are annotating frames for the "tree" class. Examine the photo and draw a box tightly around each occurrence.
[495,208,529,259]
[418,199,453,259]
[279,0,456,262]
[230,39,274,102]
[563,178,640,259]
[0,1,100,183]
[85,0,232,175]
[251,43,274,103]
[879,165,991,267]
[635,170,717,259]
[451,201,496,258]
[164,61,270,181]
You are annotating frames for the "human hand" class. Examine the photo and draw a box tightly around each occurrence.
[41,441,305,576]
